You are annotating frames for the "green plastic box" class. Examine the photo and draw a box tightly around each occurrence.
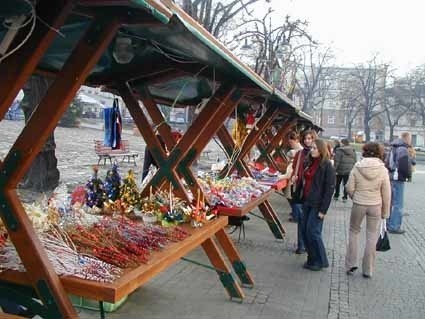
[69,294,128,313]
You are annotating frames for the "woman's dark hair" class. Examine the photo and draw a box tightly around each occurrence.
[300,129,317,147]
[288,131,299,141]
[362,142,384,160]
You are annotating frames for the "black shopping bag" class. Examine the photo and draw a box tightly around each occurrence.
[376,220,391,252]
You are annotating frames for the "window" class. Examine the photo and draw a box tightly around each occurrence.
[327,115,335,125]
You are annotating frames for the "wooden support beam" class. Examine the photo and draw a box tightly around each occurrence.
[2,18,120,188]
[201,238,244,300]
[140,86,175,150]
[0,0,73,121]
[139,84,240,201]
[215,229,254,287]
[220,105,279,177]
[118,83,190,201]
[256,119,297,166]
[0,17,121,318]
[216,126,286,239]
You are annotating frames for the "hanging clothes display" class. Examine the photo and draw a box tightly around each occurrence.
[103,107,113,147]
[103,98,122,149]
[111,98,122,149]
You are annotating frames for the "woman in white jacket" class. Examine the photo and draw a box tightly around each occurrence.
[345,142,391,278]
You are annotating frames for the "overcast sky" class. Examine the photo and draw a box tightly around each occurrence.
[264,0,424,75]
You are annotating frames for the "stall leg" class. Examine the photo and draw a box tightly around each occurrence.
[99,301,105,319]
[215,229,254,287]
[201,238,244,301]
[258,203,285,239]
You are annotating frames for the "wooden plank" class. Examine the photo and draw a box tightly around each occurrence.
[216,189,273,217]
[0,0,73,121]
[0,218,229,303]
[0,314,25,319]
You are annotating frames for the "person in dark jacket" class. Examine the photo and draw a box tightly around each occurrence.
[385,132,412,234]
[142,134,166,181]
[299,139,336,271]
[291,130,317,254]
[334,139,357,201]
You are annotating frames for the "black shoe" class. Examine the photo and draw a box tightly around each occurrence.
[362,273,371,279]
[295,248,306,255]
[305,264,322,271]
[388,229,405,234]
[333,196,339,201]
[346,267,358,275]
[303,261,311,269]
[342,197,348,202]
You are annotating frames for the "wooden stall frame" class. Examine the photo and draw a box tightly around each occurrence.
[0,14,124,318]
[0,6,253,319]
[256,120,298,171]
[215,105,287,239]
[118,84,254,287]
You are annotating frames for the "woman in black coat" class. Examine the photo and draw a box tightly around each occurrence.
[299,139,336,271]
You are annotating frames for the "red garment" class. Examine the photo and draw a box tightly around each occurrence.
[292,148,309,185]
[303,158,320,198]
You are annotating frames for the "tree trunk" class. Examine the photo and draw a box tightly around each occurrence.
[347,122,352,142]
[364,113,370,141]
[19,75,60,192]
[389,124,394,142]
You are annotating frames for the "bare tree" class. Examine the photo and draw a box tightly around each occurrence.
[233,10,313,87]
[338,76,362,141]
[177,0,265,38]
[406,65,425,126]
[350,57,388,141]
[295,45,336,113]
[384,81,416,141]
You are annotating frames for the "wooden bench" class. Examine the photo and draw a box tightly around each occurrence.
[94,140,139,166]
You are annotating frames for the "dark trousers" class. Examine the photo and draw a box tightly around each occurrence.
[301,204,328,267]
[291,203,305,251]
[334,174,349,199]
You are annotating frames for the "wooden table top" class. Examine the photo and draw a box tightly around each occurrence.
[0,217,228,303]
[216,189,273,217]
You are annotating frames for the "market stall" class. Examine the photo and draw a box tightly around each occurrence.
[0,0,315,318]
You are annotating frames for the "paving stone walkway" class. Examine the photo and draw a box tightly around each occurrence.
[1,119,424,319]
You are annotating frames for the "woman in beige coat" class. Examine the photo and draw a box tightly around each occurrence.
[345,142,391,278]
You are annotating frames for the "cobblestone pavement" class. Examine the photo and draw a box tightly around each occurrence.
[1,119,425,319]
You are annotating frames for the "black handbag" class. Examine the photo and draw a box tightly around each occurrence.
[291,183,304,204]
[376,221,391,252]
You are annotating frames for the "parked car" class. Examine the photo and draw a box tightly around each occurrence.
[414,146,425,152]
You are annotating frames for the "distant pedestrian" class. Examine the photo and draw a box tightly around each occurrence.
[345,142,391,278]
[290,130,317,254]
[407,145,417,177]
[298,139,336,270]
[385,132,412,234]
[334,139,357,201]
[333,139,341,157]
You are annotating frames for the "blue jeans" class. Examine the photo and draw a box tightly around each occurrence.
[301,205,328,267]
[387,181,405,231]
[291,203,305,251]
